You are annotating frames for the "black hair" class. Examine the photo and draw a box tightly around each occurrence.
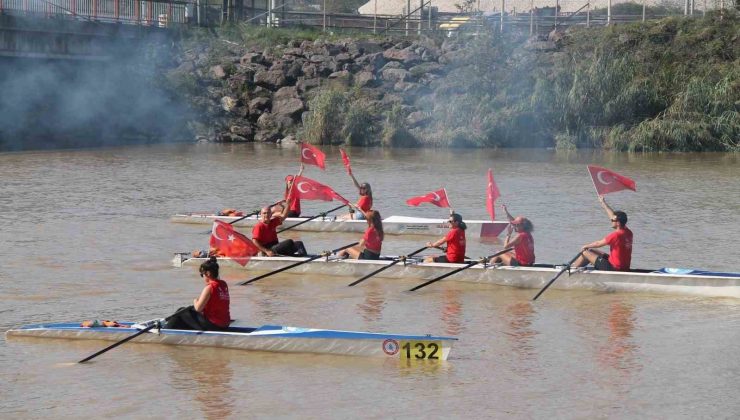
[614,211,628,225]
[451,212,467,231]
[199,256,220,278]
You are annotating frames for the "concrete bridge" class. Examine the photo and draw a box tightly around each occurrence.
[0,0,186,60]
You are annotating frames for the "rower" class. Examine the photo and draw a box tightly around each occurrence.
[252,202,307,257]
[573,196,633,271]
[338,207,384,260]
[424,212,466,263]
[284,163,304,217]
[490,204,535,266]
[339,170,372,220]
[164,257,231,331]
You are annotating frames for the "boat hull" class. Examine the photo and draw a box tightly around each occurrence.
[170,214,508,238]
[6,323,455,360]
[174,254,740,299]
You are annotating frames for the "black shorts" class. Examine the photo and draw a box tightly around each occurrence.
[433,256,466,263]
[286,211,300,218]
[594,255,614,271]
[359,249,380,260]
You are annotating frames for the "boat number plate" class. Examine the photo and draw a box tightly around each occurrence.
[400,340,441,360]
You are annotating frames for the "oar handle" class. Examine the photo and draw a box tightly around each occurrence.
[347,246,428,287]
[78,306,190,364]
[532,251,583,301]
[276,204,347,233]
[238,242,358,286]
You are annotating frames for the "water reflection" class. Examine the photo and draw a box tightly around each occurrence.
[169,350,236,419]
[440,289,464,336]
[503,302,539,375]
[356,283,386,323]
[598,301,641,375]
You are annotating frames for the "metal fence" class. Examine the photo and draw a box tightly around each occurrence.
[0,0,189,25]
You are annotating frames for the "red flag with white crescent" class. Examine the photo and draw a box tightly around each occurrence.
[486,168,501,220]
[300,143,326,170]
[209,220,259,266]
[406,188,451,208]
[587,165,636,196]
[340,149,352,175]
[291,176,349,204]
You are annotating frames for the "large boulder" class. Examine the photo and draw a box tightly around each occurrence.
[297,77,321,93]
[210,65,227,80]
[382,68,412,83]
[220,96,238,113]
[272,97,304,119]
[383,48,422,66]
[254,70,288,89]
[240,52,264,65]
[354,71,376,88]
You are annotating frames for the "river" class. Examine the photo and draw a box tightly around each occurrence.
[1,144,739,418]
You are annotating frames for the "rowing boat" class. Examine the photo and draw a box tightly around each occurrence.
[170,213,509,238]
[173,254,740,299]
[6,321,456,360]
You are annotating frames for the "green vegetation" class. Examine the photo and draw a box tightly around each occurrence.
[415,11,739,151]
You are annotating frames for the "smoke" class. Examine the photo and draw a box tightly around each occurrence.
[0,33,191,151]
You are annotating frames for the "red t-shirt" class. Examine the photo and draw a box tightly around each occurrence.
[445,227,466,263]
[203,279,230,327]
[362,225,382,254]
[252,217,282,246]
[514,231,535,266]
[285,190,300,215]
[605,227,633,271]
[357,195,372,212]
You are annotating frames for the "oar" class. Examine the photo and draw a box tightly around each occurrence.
[237,242,359,286]
[78,306,190,364]
[201,200,282,234]
[408,248,514,292]
[347,246,429,287]
[532,252,584,301]
[277,204,347,233]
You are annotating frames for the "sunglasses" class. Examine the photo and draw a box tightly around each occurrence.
[610,218,618,222]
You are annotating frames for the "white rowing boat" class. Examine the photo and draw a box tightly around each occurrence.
[173,254,740,299]
[170,213,509,238]
[6,321,456,360]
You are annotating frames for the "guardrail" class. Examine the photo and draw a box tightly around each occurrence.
[0,0,188,26]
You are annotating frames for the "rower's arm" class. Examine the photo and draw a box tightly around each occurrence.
[504,232,523,248]
[253,238,274,256]
[427,236,447,248]
[193,285,212,312]
[599,196,615,220]
[278,201,290,221]
[349,171,360,190]
[501,204,514,222]
[582,238,608,251]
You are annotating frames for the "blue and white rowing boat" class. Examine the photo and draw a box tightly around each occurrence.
[5,321,456,360]
[173,254,740,299]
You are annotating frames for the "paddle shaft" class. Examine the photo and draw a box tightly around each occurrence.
[78,306,190,364]
[238,242,359,286]
[277,204,347,233]
[532,252,584,301]
[408,247,514,292]
[347,246,429,287]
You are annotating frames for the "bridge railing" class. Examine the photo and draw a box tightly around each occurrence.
[0,0,189,25]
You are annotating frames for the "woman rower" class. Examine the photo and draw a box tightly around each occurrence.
[164,257,231,331]
[490,204,535,266]
[283,163,304,217]
[423,212,467,263]
[252,201,307,257]
[338,207,384,260]
[339,170,373,220]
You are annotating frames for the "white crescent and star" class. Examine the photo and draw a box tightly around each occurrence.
[431,192,441,201]
[227,234,236,242]
[301,148,315,160]
[596,170,613,185]
[296,181,312,193]
[212,224,225,240]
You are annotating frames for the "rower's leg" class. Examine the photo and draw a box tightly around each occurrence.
[573,250,598,267]
[294,241,307,256]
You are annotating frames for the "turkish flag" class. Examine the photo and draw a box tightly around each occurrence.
[587,165,637,196]
[406,188,451,208]
[486,168,501,220]
[340,149,352,175]
[300,143,326,170]
[289,176,349,204]
[209,220,259,266]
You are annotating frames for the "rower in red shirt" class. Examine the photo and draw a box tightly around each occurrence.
[490,204,535,266]
[338,208,384,260]
[164,257,231,331]
[573,196,633,271]
[339,169,373,220]
[252,201,307,257]
[283,164,304,217]
[424,212,467,264]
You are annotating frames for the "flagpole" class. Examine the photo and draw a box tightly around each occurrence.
[588,166,601,198]
[444,188,453,215]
